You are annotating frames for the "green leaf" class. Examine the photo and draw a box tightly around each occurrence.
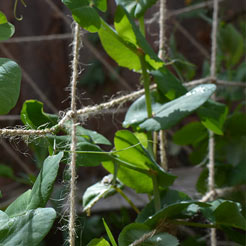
[0,11,15,41]
[64,122,111,145]
[83,174,123,212]
[136,189,191,223]
[173,122,208,146]
[102,218,117,246]
[115,0,158,18]
[5,153,63,217]
[0,191,2,198]
[0,208,56,246]
[5,190,32,217]
[218,24,244,68]
[118,223,179,246]
[98,20,141,70]
[121,8,163,70]
[0,164,15,179]
[27,152,63,209]
[87,238,111,246]
[103,130,175,193]
[139,84,216,131]
[123,90,164,128]
[0,58,21,115]
[151,67,187,100]
[228,161,246,186]
[201,200,246,230]
[62,0,102,32]
[197,100,228,135]
[21,100,58,129]
[114,6,137,45]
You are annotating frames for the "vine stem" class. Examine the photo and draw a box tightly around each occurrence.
[68,22,81,246]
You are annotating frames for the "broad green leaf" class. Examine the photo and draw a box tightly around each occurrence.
[98,20,141,70]
[0,11,15,41]
[0,208,56,246]
[222,227,246,245]
[151,67,187,100]
[62,0,103,32]
[103,130,175,193]
[115,0,158,18]
[173,122,208,146]
[0,58,21,115]
[102,219,117,246]
[118,223,179,246]
[21,100,58,129]
[64,122,111,145]
[83,174,123,212]
[201,200,246,230]
[5,152,63,217]
[0,164,15,179]
[136,189,191,223]
[87,238,111,246]
[123,90,165,127]
[5,190,32,217]
[197,100,228,135]
[115,5,137,44]
[139,84,216,131]
[47,135,110,166]
[122,8,163,70]
[27,152,63,209]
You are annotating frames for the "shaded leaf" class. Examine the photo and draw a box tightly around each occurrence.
[0,58,21,115]
[0,208,56,246]
[0,11,15,41]
[118,223,179,246]
[102,219,117,246]
[21,100,58,129]
[197,100,228,135]
[115,0,158,18]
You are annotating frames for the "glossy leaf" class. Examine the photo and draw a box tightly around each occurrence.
[173,122,208,146]
[136,189,192,223]
[0,208,56,246]
[0,58,21,115]
[83,174,123,212]
[197,100,228,135]
[118,223,179,246]
[21,100,58,129]
[62,0,103,32]
[98,20,141,70]
[201,200,246,230]
[0,11,15,41]
[139,84,216,131]
[87,238,111,246]
[151,67,187,100]
[123,90,165,127]
[115,0,158,18]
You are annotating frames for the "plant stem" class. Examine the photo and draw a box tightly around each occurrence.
[115,187,140,214]
[139,16,146,36]
[152,174,161,211]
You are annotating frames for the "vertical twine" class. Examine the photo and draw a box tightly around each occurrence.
[209,0,219,245]
[68,22,81,246]
[158,0,168,171]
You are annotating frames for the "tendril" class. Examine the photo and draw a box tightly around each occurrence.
[14,0,27,21]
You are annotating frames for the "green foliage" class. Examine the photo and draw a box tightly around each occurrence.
[0,2,245,246]
[0,58,21,115]
[0,11,15,41]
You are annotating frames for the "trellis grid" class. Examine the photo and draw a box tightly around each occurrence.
[0,0,245,246]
